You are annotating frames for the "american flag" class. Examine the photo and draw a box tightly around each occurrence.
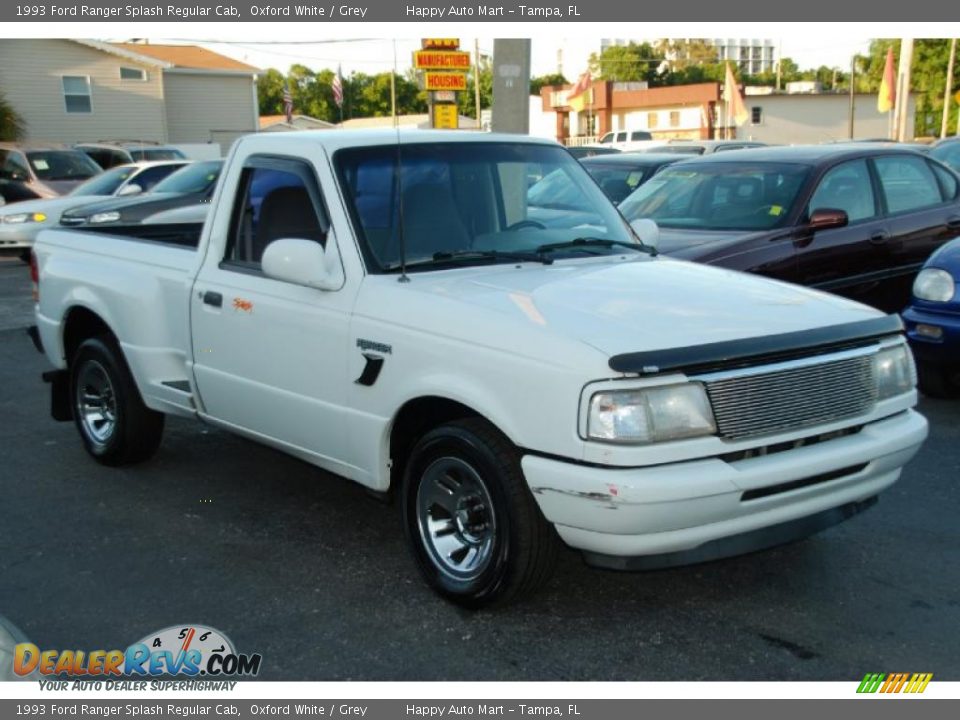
[332,67,343,110]
[282,84,293,124]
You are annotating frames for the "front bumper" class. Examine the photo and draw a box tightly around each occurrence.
[903,305,960,370]
[522,409,927,563]
[0,222,41,255]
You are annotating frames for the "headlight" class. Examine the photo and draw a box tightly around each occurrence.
[588,383,717,443]
[873,345,916,400]
[1,212,46,224]
[89,212,121,224]
[913,268,955,302]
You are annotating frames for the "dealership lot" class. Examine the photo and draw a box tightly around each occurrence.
[1,257,958,681]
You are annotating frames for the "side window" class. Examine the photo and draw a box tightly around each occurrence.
[930,161,959,200]
[616,132,627,143]
[225,161,327,268]
[874,155,944,214]
[0,152,30,181]
[808,159,877,222]
[631,131,651,141]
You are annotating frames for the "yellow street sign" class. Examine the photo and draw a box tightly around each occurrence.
[422,38,460,50]
[424,72,468,91]
[433,104,459,129]
[414,50,472,70]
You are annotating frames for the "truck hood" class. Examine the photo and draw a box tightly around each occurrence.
[385,256,883,362]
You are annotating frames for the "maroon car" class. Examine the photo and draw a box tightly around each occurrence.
[619,145,960,312]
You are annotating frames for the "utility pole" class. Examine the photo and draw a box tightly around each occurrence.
[848,55,856,139]
[475,38,482,127]
[894,39,914,141]
[942,38,956,138]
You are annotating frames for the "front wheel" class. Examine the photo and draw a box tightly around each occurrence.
[401,418,558,608]
[70,336,165,465]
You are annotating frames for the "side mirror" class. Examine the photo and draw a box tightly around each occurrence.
[629,218,660,251]
[808,208,848,231]
[261,238,343,291]
[117,183,143,197]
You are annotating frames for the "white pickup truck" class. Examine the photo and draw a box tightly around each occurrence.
[31,130,928,607]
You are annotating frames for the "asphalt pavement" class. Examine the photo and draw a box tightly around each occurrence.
[1,257,958,681]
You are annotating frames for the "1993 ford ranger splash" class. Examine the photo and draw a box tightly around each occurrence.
[30,131,928,606]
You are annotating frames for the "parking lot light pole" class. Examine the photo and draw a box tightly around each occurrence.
[942,38,956,139]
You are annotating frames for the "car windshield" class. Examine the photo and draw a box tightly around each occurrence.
[335,142,639,272]
[619,162,811,230]
[26,151,102,181]
[69,165,136,196]
[152,161,222,194]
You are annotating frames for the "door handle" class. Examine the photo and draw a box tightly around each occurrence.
[869,232,889,245]
[947,215,960,231]
[201,291,222,308]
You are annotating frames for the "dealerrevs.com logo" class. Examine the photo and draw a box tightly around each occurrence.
[14,625,261,681]
[857,673,933,694]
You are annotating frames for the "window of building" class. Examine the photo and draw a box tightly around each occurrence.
[669,111,680,128]
[120,67,148,81]
[647,112,659,129]
[62,76,92,113]
[751,107,763,125]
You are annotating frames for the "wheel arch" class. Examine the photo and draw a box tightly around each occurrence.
[61,305,120,365]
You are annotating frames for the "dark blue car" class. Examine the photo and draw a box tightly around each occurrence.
[903,236,960,397]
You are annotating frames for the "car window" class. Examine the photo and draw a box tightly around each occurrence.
[226,161,327,267]
[25,150,101,181]
[617,132,627,142]
[584,165,652,204]
[931,143,960,173]
[0,151,30,180]
[874,155,944,214]
[598,133,614,144]
[631,131,652,141]
[930,161,959,200]
[619,162,810,230]
[132,164,184,192]
[808,159,877,222]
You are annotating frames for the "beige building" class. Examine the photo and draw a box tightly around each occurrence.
[0,40,260,148]
[738,92,917,144]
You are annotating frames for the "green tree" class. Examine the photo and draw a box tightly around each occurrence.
[457,54,493,118]
[256,68,287,116]
[0,90,25,141]
[860,39,959,137]
[530,73,568,95]
[588,42,664,84]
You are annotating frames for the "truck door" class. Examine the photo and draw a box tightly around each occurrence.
[190,153,355,467]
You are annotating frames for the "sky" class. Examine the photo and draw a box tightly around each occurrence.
[192,35,874,79]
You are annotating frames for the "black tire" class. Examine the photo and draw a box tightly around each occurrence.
[401,417,558,608]
[69,336,164,465]
[917,360,960,399]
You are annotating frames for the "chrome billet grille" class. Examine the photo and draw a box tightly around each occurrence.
[704,353,877,440]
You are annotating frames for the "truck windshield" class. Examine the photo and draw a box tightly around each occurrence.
[335,142,639,273]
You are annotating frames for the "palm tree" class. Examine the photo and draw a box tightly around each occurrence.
[0,90,26,141]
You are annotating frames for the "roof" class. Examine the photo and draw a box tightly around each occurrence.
[0,141,76,151]
[110,43,260,74]
[580,153,688,166]
[235,129,561,154]
[341,114,480,130]
[678,143,930,165]
[259,114,337,130]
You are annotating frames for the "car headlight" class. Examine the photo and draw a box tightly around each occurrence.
[912,268,955,303]
[1,212,46,224]
[89,212,121,224]
[588,383,717,443]
[873,345,916,400]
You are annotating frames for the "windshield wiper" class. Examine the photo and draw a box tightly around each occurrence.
[388,249,554,272]
[535,237,650,255]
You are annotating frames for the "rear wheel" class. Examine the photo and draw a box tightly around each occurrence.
[70,337,164,465]
[401,418,558,608]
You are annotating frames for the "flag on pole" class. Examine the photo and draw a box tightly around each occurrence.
[282,83,293,124]
[877,46,896,113]
[567,71,592,113]
[332,66,344,109]
[723,62,748,126]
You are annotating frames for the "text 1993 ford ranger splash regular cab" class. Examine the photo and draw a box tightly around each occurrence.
[30,130,928,607]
